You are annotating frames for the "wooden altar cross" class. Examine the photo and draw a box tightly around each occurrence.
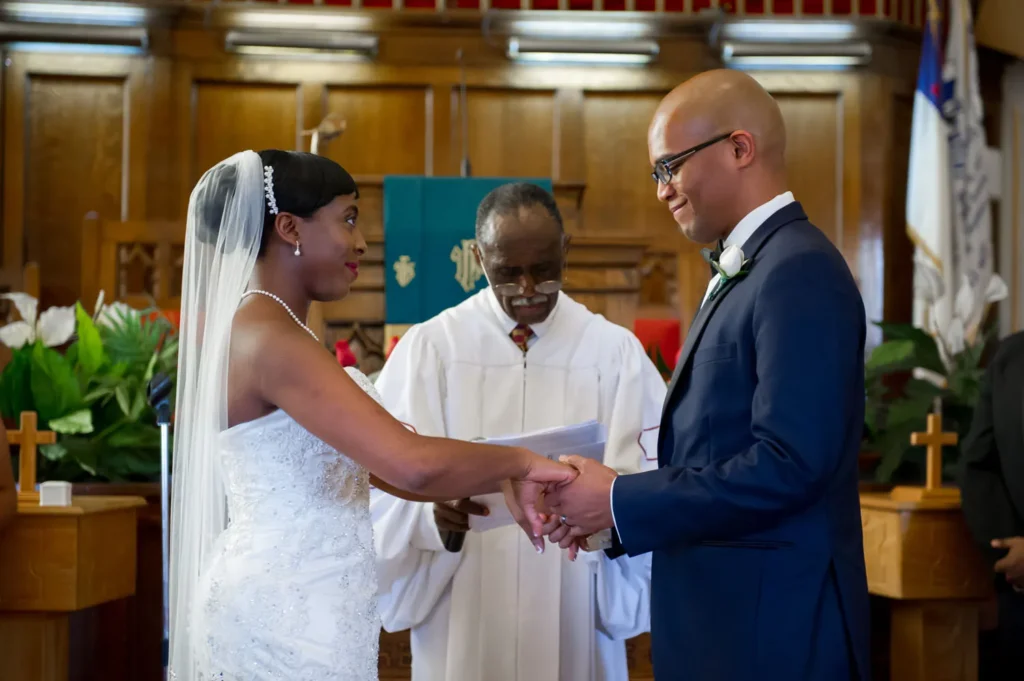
[8,411,56,502]
[890,412,961,503]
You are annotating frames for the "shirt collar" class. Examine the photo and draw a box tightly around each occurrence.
[724,191,795,250]
[485,287,561,338]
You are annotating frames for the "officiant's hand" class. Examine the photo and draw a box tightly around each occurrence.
[545,455,617,538]
[993,537,1024,587]
[434,499,489,533]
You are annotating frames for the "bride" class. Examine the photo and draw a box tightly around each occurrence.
[168,149,575,681]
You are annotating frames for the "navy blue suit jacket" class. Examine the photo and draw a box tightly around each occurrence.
[610,203,870,681]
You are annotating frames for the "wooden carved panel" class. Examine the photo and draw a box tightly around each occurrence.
[191,82,300,184]
[581,92,669,239]
[463,89,555,178]
[114,242,184,302]
[24,76,126,306]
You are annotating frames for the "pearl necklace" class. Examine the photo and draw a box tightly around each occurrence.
[242,289,320,343]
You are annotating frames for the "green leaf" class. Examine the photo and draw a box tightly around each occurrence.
[0,346,36,420]
[130,389,147,421]
[872,322,946,374]
[866,340,916,372]
[40,442,68,462]
[30,343,82,424]
[83,386,116,403]
[114,384,131,417]
[49,408,94,435]
[74,302,105,376]
[143,350,158,383]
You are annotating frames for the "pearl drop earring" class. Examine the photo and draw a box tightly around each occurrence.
[294,241,302,257]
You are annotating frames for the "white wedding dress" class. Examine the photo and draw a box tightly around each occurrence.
[190,367,382,681]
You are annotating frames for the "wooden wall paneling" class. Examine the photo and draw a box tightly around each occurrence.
[859,73,897,347]
[581,90,668,239]
[3,51,150,307]
[146,57,177,221]
[555,88,585,184]
[323,85,431,180]
[463,87,556,178]
[190,80,302,185]
[883,86,916,330]
[579,89,679,321]
[323,84,432,243]
[432,82,454,176]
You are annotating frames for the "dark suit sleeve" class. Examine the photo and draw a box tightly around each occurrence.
[610,251,865,555]
[959,351,1018,568]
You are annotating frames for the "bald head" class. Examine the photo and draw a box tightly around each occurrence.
[651,69,786,170]
[647,69,789,244]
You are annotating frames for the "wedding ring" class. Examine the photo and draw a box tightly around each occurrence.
[560,515,569,526]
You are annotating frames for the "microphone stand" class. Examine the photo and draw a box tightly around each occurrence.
[147,373,173,678]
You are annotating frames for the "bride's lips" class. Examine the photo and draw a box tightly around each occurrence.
[345,262,359,278]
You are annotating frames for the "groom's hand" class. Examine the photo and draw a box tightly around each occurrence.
[546,455,617,537]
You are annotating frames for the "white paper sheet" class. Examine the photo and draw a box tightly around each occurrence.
[468,420,607,532]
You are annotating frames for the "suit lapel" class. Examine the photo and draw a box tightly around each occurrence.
[662,202,809,412]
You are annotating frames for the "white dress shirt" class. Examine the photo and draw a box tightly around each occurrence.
[608,191,796,545]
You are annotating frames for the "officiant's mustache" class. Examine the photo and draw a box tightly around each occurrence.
[511,294,549,307]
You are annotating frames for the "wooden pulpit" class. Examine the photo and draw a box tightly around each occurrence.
[860,412,992,681]
[0,412,146,681]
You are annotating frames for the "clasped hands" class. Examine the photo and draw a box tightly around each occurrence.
[503,455,619,558]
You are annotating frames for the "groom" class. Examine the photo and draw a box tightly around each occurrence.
[545,70,871,681]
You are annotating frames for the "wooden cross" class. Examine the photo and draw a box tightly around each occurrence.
[890,412,961,504]
[8,411,56,502]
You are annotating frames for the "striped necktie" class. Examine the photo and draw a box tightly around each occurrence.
[510,324,534,353]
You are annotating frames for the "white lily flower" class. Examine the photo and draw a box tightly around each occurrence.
[912,255,945,305]
[953,275,974,327]
[983,273,1008,304]
[912,367,948,390]
[96,300,138,329]
[92,289,105,320]
[0,293,76,349]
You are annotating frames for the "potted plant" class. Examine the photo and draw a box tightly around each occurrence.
[0,291,177,485]
[862,265,1006,484]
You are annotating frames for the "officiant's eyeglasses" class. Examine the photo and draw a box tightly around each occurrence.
[492,280,563,297]
[651,131,736,184]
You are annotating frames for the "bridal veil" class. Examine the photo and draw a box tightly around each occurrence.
[168,151,264,680]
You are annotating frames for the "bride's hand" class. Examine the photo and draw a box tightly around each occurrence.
[502,453,578,553]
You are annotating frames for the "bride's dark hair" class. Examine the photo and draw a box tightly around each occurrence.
[256,150,359,255]
[195,150,358,254]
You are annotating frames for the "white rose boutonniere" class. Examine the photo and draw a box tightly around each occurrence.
[702,244,753,302]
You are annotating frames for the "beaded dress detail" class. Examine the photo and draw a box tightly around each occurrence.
[191,367,382,680]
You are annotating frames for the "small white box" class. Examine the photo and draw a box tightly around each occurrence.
[39,481,72,507]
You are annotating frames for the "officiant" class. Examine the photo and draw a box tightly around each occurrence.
[370,182,665,681]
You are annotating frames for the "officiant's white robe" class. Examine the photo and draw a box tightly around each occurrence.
[371,290,665,681]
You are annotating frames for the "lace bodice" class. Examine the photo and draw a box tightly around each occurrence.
[192,367,382,681]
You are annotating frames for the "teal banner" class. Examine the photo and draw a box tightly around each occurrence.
[383,176,553,324]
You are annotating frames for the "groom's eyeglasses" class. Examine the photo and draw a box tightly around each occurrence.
[651,131,736,185]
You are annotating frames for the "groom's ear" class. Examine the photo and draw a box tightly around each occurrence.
[730,131,756,169]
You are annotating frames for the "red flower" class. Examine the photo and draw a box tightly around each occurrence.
[385,335,400,360]
[335,339,358,367]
